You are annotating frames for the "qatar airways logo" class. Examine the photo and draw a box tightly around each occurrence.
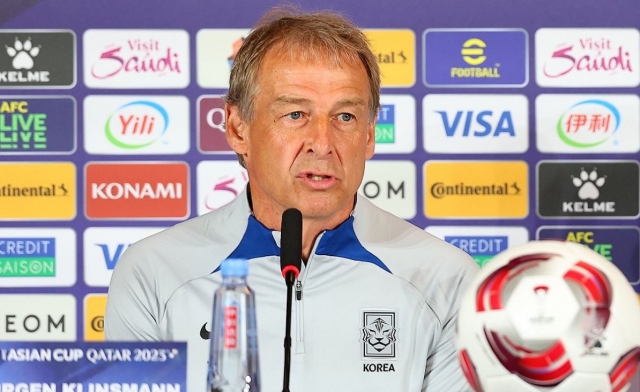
[83,29,190,88]
[536,29,640,87]
[85,162,189,220]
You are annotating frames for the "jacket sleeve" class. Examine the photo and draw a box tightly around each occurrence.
[104,243,163,342]
[422,261,478,392]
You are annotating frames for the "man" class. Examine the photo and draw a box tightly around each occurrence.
[105,8,478,392]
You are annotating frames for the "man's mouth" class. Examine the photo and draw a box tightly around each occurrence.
[308,174,330,181]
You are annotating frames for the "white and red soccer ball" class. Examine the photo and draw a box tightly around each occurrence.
[457,240,640,392]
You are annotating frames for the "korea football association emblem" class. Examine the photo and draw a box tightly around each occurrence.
[360,310,397,359]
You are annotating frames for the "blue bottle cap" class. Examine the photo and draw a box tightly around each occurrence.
[220,258,249,277]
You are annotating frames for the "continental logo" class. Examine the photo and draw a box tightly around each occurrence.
[85,162,189,220]
[424,161,528,218]
[84,294,106,341]
[364,29,415,87]
[0,162,76,220]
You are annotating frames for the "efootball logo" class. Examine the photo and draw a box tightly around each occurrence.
[361,311,397,359]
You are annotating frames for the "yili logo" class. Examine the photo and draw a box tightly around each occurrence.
[0,238,55,277]
[0,31,75,87]
[0,97,76,154]
[535,95,640,154]
[557,99,619,148]
[375,104,395,144]
[105,100,168,149]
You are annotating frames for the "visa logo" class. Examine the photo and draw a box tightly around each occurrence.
[436,110,515,137]
[95,243,131,270]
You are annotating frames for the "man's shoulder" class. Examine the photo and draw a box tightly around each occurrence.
[116,196,251,279]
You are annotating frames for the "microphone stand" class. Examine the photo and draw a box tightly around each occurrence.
[282,271,295,392]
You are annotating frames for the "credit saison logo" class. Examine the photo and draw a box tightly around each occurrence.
[444,236,508,267]
[423,29,528,87]
[0,31,75,87]
[104,100,168,149]
[375,104,395,143]
[535,95,639,154]
[364,30,415,87]
[84,29,189,88]
[0,238,55,277]
[85,162,189,220]
[454,38,499,78]
[424,161,528,219]
[536,29,640,87]
[426,226,529,269]
[430,181,521,198]
[537,226,640,284]
[537,161,639,218]
[0,97,76,154]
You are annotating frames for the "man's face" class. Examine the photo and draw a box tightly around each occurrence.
[227,48,375,224]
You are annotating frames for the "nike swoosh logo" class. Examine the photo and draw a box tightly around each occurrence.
[200,323,211,340]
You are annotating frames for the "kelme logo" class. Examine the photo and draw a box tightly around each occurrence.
[105,100,169,149]
[557,99,619,148]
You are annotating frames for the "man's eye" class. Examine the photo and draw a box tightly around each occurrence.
[338,113,353,122]
[287,111,303,120]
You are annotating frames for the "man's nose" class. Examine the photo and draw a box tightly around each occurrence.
[305,115,334,157]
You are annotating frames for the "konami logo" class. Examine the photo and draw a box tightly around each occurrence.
[85,162,189,220]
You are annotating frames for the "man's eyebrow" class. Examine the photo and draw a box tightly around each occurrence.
[270,95,312,108]
[333,98,367,109]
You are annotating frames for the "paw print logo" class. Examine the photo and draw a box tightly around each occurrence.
[5,38,40,70]
[571,168,606,200]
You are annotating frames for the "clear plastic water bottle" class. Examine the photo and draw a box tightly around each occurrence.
[207,258,261,392]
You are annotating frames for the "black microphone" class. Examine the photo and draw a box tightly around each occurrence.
[280,208,302,284]
[280,208,302,392]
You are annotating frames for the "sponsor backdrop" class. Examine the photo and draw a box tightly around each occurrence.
[1,0,640,386]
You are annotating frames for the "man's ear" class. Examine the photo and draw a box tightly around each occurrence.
[225,104,249,157]
[365,119,375,160]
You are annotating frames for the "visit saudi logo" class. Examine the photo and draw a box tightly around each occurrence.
[557,99,620,148]
[105,100,169,149]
